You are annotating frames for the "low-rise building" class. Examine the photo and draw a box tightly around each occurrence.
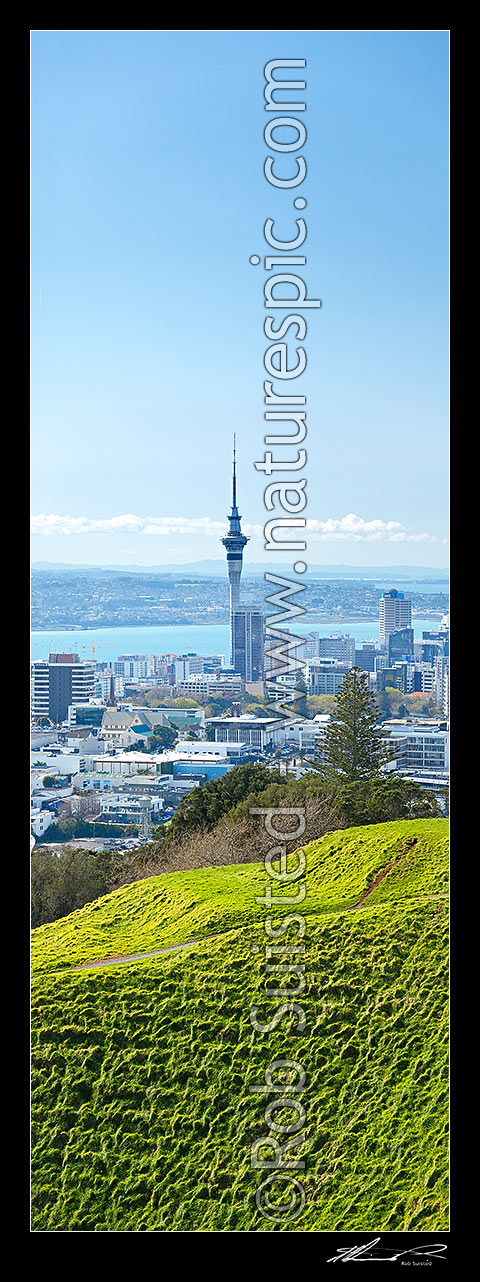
[298,714,331,758]
[30,808,54,838]
[174,675,244,699]
[99,795,165,823]
[207,714,285,750]
[381,719,449,774]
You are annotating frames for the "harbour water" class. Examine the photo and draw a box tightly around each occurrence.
[31,615,446,665]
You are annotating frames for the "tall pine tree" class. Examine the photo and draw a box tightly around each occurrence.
[321,666,392,780]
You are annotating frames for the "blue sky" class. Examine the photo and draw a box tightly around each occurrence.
[31,29,449,567]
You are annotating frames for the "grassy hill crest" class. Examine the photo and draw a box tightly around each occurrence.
[31,817,448,1232]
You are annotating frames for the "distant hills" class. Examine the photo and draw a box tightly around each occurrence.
[31,560,449,581]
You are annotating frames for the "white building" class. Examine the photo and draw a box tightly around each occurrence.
[30,748,86,777]
[298,714,331,758]
[96,673,125,701]
[289,631,320,662]
[391,661,436,695]
[174,654,225,682]
[381,719,449,774]
[174,675,243,699]
[99,795,165,822]
[207,714,284,750]
[379,590,412,645]
[30,808,54,838]
[113,654,156,680]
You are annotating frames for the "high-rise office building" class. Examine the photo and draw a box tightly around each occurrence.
[232,606,264,683]
[379,589,412,644]
[422,629,449,658]
[221,438,249,662]
[355,643,378,672]
[388,627,415,665]
[31,653,95,724]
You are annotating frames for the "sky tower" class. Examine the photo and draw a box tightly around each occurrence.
[221,437,249,661]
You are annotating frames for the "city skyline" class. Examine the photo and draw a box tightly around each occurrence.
[31,30,448,569]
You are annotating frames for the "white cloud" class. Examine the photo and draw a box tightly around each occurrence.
[31,512,437,544]
[32,514,227,537]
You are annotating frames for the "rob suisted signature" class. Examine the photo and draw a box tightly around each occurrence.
[327,1237,447,1263]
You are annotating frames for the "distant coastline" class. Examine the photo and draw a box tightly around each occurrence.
[31,609,446,634]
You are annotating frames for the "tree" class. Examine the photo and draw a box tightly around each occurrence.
[293,672,308,718]
[150,725,178,750]
[307,694,336,716]
[376,686,405,719]
[204,696,233,718]
[322,666,392,781]
[31,848,109,926]
[332,776,440,824]
[42,775,57,788]
[165,763,283,843]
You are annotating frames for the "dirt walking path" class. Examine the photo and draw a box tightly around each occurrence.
[350,838,418,910]
[71,938,203,972]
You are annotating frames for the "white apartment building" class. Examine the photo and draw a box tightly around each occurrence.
[413,663,436,694]
[290,631,320,662]
[390,661,436,695]
[113,654,156,680]
[381,720,449,775]
[96,673,125,701]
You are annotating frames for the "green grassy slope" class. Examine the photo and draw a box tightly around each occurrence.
[32,819,447,974]
[31,818,448,1232]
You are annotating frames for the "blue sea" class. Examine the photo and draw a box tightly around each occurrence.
[31,616,446,664]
